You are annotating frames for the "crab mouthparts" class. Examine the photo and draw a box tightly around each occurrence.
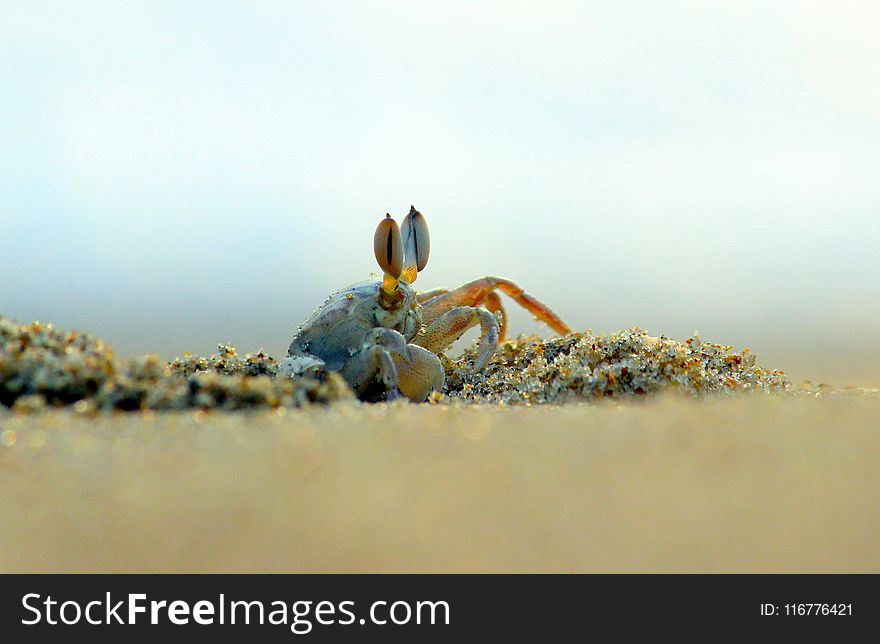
[378,280,406,310]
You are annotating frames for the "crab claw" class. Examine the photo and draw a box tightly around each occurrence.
[369,328,411,362]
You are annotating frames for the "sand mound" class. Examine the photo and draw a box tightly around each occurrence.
[443,328,790,404]
[0,317,349,411]
[0,314,831,411]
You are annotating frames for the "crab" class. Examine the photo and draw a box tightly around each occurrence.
[281,206,571,402]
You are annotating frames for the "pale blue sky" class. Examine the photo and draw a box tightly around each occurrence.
[2,1,878,383]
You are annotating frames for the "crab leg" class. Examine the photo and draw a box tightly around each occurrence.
[420,276,571,336]
[340,328,410,400]
[413,306,500,370]
[415,288,449,304]
[483,291,508,342]
[341,345,402,399]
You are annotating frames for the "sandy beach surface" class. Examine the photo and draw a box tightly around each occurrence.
[2,393,878,573]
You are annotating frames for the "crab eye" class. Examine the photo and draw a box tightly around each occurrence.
[400,205,430,283]
[374,214,403,287]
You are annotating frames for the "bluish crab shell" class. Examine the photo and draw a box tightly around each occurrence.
[288,280,420,371]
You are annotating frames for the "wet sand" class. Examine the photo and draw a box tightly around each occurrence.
[2,393,878,573]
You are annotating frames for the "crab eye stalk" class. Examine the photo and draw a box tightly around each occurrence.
[400,205,430,283]
[374,214,404,294]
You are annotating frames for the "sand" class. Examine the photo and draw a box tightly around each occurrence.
[0,315,797,411]
[2,314,878,572]
[2,394,878,573]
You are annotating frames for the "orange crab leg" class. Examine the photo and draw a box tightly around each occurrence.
[416,287,449,304]
[484,291,508,343]
[420,276,571,337]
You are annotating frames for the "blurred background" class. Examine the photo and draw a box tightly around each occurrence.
[1,1,877,386]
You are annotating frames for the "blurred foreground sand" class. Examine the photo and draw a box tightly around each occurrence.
[1,393,878,573]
